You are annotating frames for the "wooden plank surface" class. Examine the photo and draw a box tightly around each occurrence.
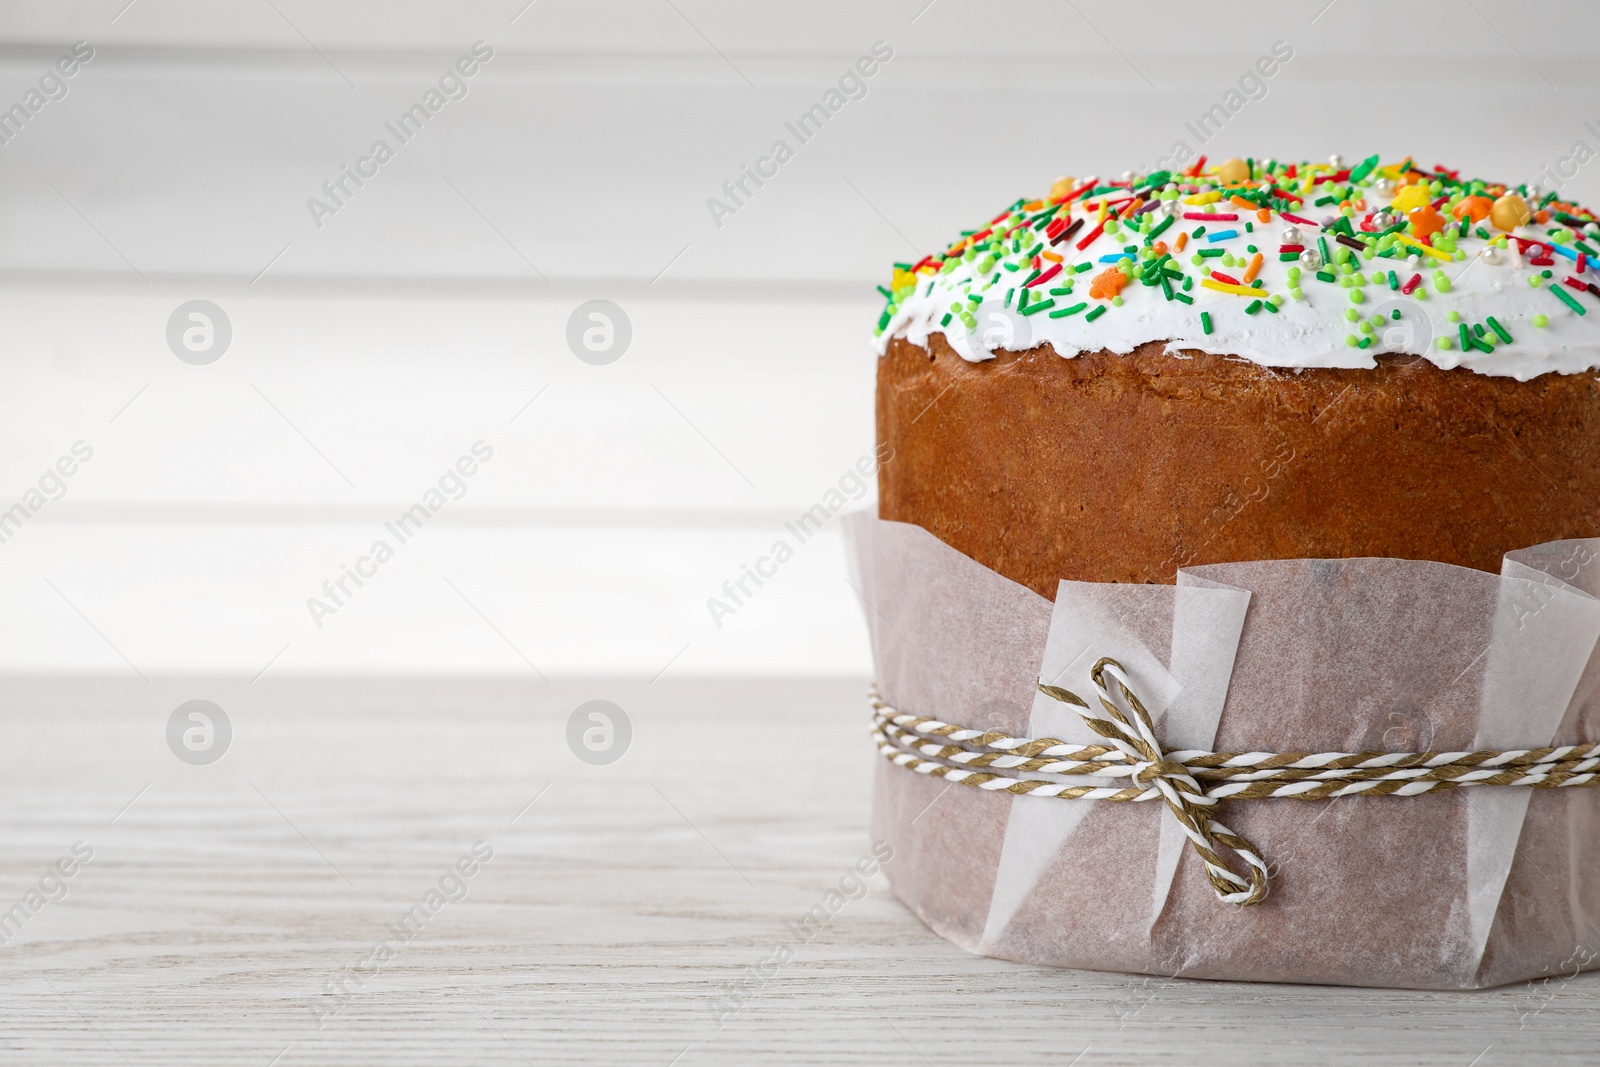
[0,676,1595,1065]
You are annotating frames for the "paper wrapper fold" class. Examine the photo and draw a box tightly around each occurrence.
[843,512,1600,989]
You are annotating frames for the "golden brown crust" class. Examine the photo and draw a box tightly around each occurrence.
[877,334,1600,598]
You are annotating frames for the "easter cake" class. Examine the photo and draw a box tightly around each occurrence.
[873,155,1600,596]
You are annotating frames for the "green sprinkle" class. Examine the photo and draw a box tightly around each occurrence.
[1085,305,1108,322]
[1448,310,1461,323]
[1262,299,1279,314]
[1388,270,1399,290]
[1357,336,1373,349]
[1048,302,1088,318]
[939,313,952,327]
[1244,299,1263,315]
[1290,287,1304,301]
[1075,261,1095,273]
[1436,337,1453,351]
[1049,286,1072,296]
[1487,316,1513,344]
[1530,275,1543,288]
[1174,291,1194,305]
[1192,226,1206,239]
[1201,311,1213,335]
[1349,289,1365,304]
[1551,284,1587,316]
[1533,313,1549,328]
[1020,298,1055,316]
[1199,248,1226,258]
[1345,334,1359,347]
[1111,295,1124,307]
[1316,270,1337,283]
[1459,323,1472,350]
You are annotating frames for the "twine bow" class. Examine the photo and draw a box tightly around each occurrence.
[872,659,1600,909]
[1038,657,1269,906]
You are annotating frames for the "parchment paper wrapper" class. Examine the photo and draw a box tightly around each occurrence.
[844,512,1600,989]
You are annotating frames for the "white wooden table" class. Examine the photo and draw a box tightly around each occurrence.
[1,677,1595,1065]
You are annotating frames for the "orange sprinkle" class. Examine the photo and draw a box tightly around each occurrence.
[1229,195,1257,211]
[1256,208,1271,223]
[1242,252,1264,285]
[1116,197,1144,219]
[1174,231,1188,252]
[1149,240,1168,257]
[1041,250,1063,263]
[1535,209,1552,224]
[1089,267,1128,300]
[1409,204,1446,239]
[1453,195,1493,222]
[1021,200,1043,212]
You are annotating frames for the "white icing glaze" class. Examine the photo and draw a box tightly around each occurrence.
[875,170,1600,381]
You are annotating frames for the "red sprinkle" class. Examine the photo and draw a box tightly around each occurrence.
[1531,256,1555,266]
[1025,263,1062,288]
[1270,186,1303,204]
[1185,211,1237,221]
[1063,180,1098,203]
[1075,220,1106,251]
[1401,273,1422,295]
[1044,219,1066,240]
[1565,275,1589,292]
[1209,271,1243,286]
[1278,244,1305,253]
[1579,253,1589,274]
[1279,212,1318,226]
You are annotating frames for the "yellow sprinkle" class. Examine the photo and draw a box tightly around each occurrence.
[1183,191,1223,206]
[1201,278,1266,297]
[1392,234,1452,261]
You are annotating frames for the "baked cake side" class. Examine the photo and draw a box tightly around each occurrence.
[873,156,1600,593]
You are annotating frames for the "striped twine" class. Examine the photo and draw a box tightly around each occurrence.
[872,657,1600,907]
